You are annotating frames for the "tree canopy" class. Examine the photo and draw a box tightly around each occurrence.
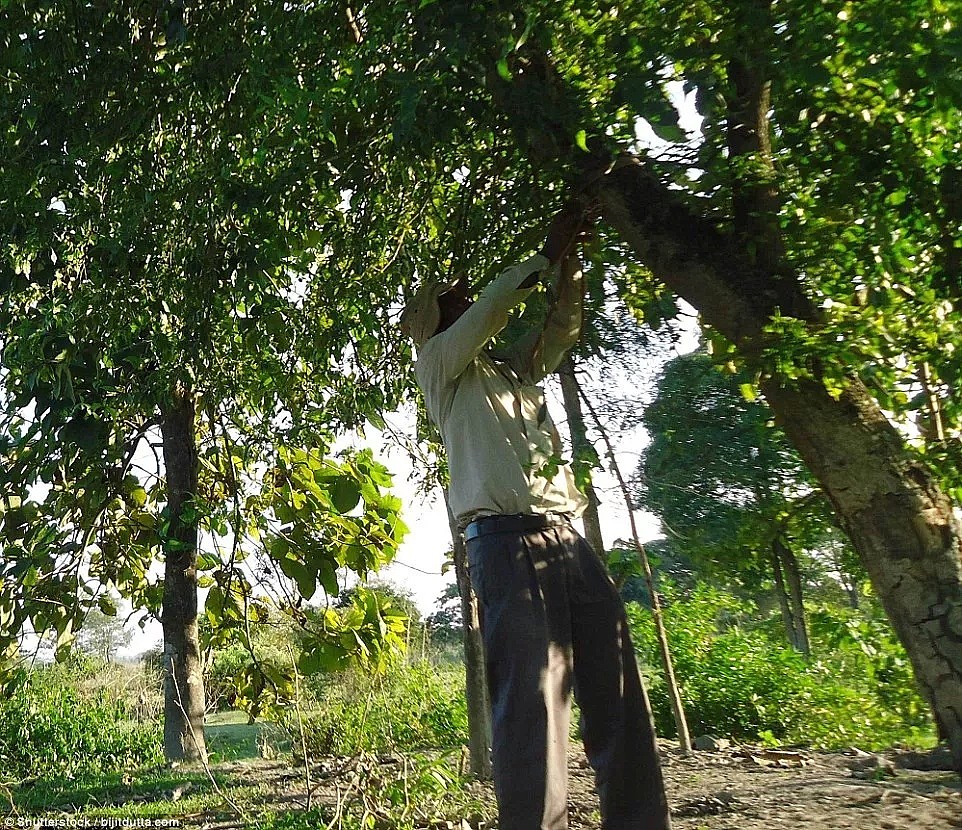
[2,0,961,771]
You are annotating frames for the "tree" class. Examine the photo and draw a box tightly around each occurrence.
[5,0,961,771]
[72,608,133,662]
[425,582,465,653]
[444,492,493,780]
[289,0,962,770]
[637,350,858,654]
[0,2,408,761]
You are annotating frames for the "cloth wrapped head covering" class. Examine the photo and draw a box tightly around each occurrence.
[399,276,462,346]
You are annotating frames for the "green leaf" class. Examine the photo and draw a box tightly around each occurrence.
[329,476,361,513]
[317,557,339,597]
[128,486,148,507]
[574,130,589,152]
[496,58,512,81]
[206,586,225,622]
[279,557,316,599]
[298,641,344,674]
[650,122,687,143]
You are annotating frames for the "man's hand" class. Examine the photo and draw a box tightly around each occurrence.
[540,199,595,265]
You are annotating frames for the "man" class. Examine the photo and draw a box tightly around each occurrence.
[400,203,671,830]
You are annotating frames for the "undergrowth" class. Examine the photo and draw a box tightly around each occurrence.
[629,584,934,750]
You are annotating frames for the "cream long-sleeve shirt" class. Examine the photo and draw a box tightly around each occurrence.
[415,253,589,526]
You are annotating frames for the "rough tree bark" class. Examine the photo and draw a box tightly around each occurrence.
[557,355,605,558]
[490,47,962,774]
[160,389,207,763]
[444,491,492,780]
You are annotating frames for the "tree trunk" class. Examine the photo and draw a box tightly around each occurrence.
[444,491,492,780]
[774,535,810,658]
[769,540,798,651]
[493,45,962,775]
[595,153,962,772]
[557,356,605,558]
[160,389,207,764]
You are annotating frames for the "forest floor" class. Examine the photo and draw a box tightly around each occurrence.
[255,741,962,829]
[613,740,960,830]
[9,729,961,829]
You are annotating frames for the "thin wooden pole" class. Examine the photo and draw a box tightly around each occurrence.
[577,378,693,753]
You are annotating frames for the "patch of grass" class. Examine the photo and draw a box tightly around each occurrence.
[299,661,468,757]
[14,752,493,830]
[249,808,332,829]
[13,763,293,825]
[0,662,162,779]
[205,710,291,761]
[12,766,228,813]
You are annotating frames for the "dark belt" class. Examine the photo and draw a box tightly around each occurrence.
[463,512,571,542]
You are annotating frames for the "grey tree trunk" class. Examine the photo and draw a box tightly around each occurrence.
[491,44,962,776]
[160,389,207,764]
[775,536,810,658]
[444,491,492,780]
[769,541,799,651]
[557,356,605,557]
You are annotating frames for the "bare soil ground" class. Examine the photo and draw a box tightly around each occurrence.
[18,737,957,829]
[207,742,960,829]
[584,741,961,830]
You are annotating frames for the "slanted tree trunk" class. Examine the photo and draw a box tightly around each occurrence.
[769,540,799,651]
[774,535,810,658]
[593,123,962,776]
[557,356,605,557]
[489,46,962,773]
[160,389,207,763]
[593,146,962,773]
[444,491,492,780]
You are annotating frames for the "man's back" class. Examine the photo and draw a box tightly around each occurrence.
[414,253,587,526]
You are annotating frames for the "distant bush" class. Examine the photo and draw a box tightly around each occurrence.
[205,642,253,712]
[629,584,932,749]
[0,656,162,779]
[295,660,468,756]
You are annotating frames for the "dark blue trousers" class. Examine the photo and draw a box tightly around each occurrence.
[466,519,671,830]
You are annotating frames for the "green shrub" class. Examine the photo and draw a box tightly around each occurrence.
[0,658,162,780]
[205,642,253,712]
[628,584,932,749]
[296,660,468,756]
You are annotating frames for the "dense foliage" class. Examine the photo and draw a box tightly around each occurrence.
[0,657,162,780]
[0,2,410,715]
[299,661,468,757]
[629,585,932,749]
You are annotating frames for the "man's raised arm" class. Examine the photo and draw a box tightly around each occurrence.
[426,254,548,383]
[505,251,585,384]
